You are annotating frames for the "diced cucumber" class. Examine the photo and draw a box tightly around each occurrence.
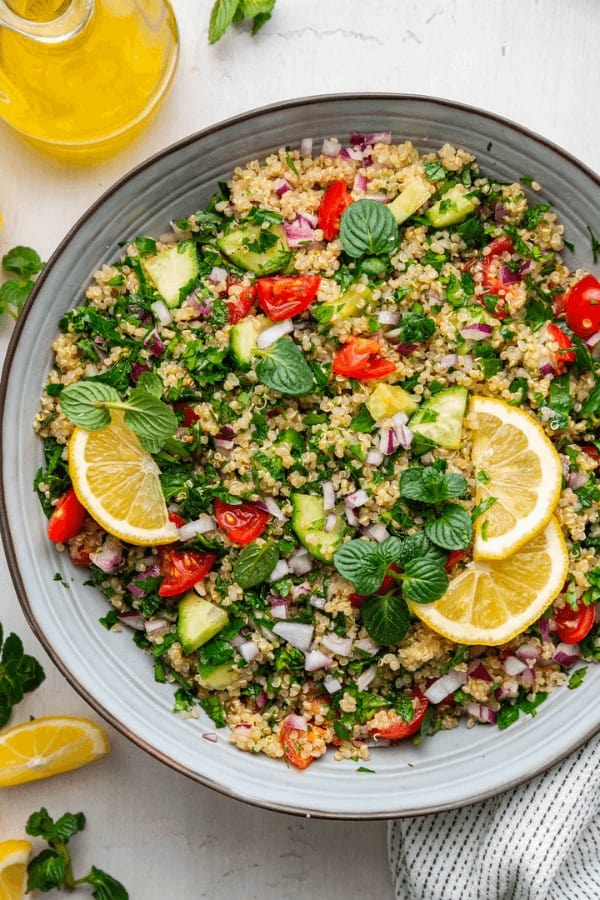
[325,282,373,323]
[217,223,292,275]
[291,493,347,562]
[388,178,432,225]
[229,315,271,370]
[197,664,237,690]
[142,241,199,307]
[177,592,229,656]
[366,383,418,422]
[408,386,468,449]
[426,185,480,229]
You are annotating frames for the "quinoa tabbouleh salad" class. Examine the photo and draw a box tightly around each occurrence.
[34,131,600,769]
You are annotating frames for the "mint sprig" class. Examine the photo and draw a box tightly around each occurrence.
[60,379,177,454]
[0,244,44,319]
[255,337,315,396]
[339,200,399,258]
[209,0,276,43]
[0,623,45,728]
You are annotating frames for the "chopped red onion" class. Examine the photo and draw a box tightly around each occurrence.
[540,618,551,643]
[439,353,459,370]
[90,537,123,574]
[396,342,418,356]
[366,449,384,467]
[298,210,319,228]
[288,549,314,576]
[362,523,390,543]
[321,633,353,657]
[349,131,392,150]
[499,265,521,285]
[322,481,336,511]
[424,670,467,704]
[274,178,292,197]
[340,146,364,162]
[234,723,252,732]
[559,454,570,478]
[284,714,308,731]
[324,512,338,533]
[379,426,400,456]
[345,489,369,509]
[300,137,313,157]
[366,193,390,203]
[239,640,259,662]
[202,732,218,742]
[270,599,288,620]
[354,637,380,655]
[304,649,332,672]
[494,202,507,222]
[377,310,400,326]
[145,617,170,637]
[353,172,368,193]
[255,690,268,710]
[273,621,314,651]
[185,292,213,317]
[143,329,165,356]
[309,595,327,610]
[291,582,311,600]
[496,683,519,700]
[324,675,343,694]
[269,559,290,582]
[460,355,475,373]
[345,506,359,527]
[262,496,286,522]
[283,217,315,247]
[178,515,217,541]
[460,323,493,341]
[214,436,234,451]
[150,299,172,326]
[467,661,493,682]
[131,361,152,383]
[503,656,528,676]
[515,644,539,662]
[553,642,581,666]
[539,361,555,376]
[321,138,341,157]
[356,665,377,691]
[519,260,532,275]
[231,634,246,650]
[117,611,145,631]
[126,565,160,598]
[568,471,588,490]
[256,319,293,349]
[585,330,600,348]
[464,702,496,725]
[520,666,535,685]
[396,423,414,450]
[391,411,408,428]
[207,266,228,283]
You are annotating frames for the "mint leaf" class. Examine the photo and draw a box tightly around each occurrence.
[425,504,473,550]
[26,849,65,892]
[361,593,410,644]
[256,338,314,396]
[123,389,178,447]
[60,381,119,430]
[240,0,274,15]
[0,278,34,313]
[393,531,447,568]
[333,540,388,594]
[2,245,43,278]
[402,557,449,604]
[51,811,86,843]
[233,542,279,588]
[135,370,163,398]
[209,0,240,43]
[84,865,129,900]
[400,463,468,506]
[0,629,45,728]
[340,200,399,258]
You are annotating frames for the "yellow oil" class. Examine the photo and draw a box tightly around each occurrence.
[0,0,178,159]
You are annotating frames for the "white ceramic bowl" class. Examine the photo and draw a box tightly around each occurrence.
[2,95,600,818]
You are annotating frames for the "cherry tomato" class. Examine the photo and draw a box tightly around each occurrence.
[214,499,269,545]
[279,721,328,769]
[255,275,321,321]
[332,337,396,381]
[227,284,256,325]
[174,404,199,428]
[552,292,567,318]
[480,236,515,319]
[445,549,467,572]
[168,512,186,528]
[47,487,87,543]
[367,692,429,741]
[546,322,575,374]
[318,179,353,241]
[157,547,216,597]
[564,274,600,338]
[581,445,600,462]
[554,599,595,644]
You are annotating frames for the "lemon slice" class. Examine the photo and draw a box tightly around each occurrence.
[0,716,109,788]
[69,411,178,546]
[410,517,568,645]
[468,396,562,560]
[0,840,31,900]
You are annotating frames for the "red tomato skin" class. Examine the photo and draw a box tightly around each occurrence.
[479,236,516,319]
[554,600,595,645]
[318,180,353,241]
[227,285,256,325]
[565,274,600,338]
[332,337,396,381]
[279,722,327,769]
[581,445,600,462]
[168,512,186,528]
[349,565,400,607]
[546,323,575,374]
[47,488,87,543]
[255,275,321,321]
[445,549,467,572]
[214,499,269,545]
[174,404,198,428]
[367,692,429,741]
[157,548,216,597]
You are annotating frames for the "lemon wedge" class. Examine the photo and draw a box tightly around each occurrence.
[68,411,178,546]
[0,716,109,788]
[410,517,568,645]
[468,396,562,560]
[0,840,31,900]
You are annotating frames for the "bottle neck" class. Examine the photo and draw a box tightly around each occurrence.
[0,0,94,43]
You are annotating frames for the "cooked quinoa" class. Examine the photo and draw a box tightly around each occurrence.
[34,132,600,768]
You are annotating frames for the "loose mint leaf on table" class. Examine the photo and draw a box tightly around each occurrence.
[0,279,34,315]
[402,557,448,604]
[255,338,315,396]
[85,866,130,900]
[233,542,280,588]
[0,625,45,728]
[209,0,239,43]
[361,593,410,644]
[425,503,473,550]
[26,848,66,892]
[2,245,44,278]
[340,200,399,258]
[209,0,275,42]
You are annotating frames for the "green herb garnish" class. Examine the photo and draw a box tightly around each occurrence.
[0,623,45,728]
[339,200,399,258]
[255,337,315,396]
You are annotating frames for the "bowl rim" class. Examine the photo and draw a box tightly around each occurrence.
[2,92,600,820]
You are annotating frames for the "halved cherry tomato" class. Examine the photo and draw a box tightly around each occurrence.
[227,284,256,325]
[279,721,328,769]
[480,236,516,319]
[554,598,595,645]
[332,336,396,381]
[564,274,600,338]
[546,323,575,374]
[445,549,467,572]
[157,547,216,597]
[581,445,600,462]
[168,512,186,529]
[318,179,353,241]
[255,275,321,321]
[552,292,567,318]
[214,499,269,545]
[47,487,87,543]
[367,691,429,741]
[174,404,199,428]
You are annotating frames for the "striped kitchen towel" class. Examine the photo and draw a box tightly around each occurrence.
[388,734,600,900]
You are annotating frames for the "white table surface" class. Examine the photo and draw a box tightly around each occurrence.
[0,1,598,897]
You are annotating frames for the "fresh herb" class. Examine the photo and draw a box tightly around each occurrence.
[0,245,44,318]
[34,437,71,516]
[424,504,473,551]
[233,542,279,588]
[255,338,315,396]
[357,766,376,773]
[524,296,552,332]
[398,310,436,345]
[546,374,571,431]
[454,216,486,249]
[26,808,128,898]
[208,0,276,43]
[580,378,600,425]
[361,593,410,644]
[399,462,468,506]
[471,497,496,521]
[568,667,588,690]
[350,404,376,433]
[59,380,177,453]
[587,226,600,264]
[497,689,548,730]
[523,203,551,230]
[0,624,45,727]
[199,694,227,728]
[339,200,399,258]
[423,161,448,182]
[134,236,157,257]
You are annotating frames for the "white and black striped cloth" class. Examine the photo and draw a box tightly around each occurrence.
[388,735,600,899]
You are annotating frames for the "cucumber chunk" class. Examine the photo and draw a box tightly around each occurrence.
[142,241,199,307]
[229,315,271,370]
[291,493,347,562]
[197,664,237,690]
[177,591,229,655]
[366,383,418,422]
[324,282,373,323]
[408,386,468,449]
[217,223,292,275]
[426,185,480,229]
[388,178,432,225]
